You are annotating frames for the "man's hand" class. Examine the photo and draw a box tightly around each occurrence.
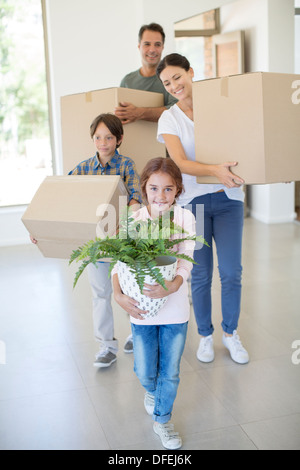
[115,102,143,124]
[115,102,166,124]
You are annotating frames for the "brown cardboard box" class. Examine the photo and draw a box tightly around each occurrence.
[61,87,165,175]
[193,72,300,184]
[22,175,128,259]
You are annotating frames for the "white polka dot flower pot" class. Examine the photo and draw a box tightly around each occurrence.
[117,256,178,318]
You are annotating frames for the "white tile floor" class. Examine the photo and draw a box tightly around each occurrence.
[0,218,300,450]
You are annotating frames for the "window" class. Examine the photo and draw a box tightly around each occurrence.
[174,10,220,81]
[0,0,52,207]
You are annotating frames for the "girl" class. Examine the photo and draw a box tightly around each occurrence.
[156,53,249,365]
[112,157,196,450]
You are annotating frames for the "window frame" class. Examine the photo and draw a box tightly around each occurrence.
[174,9,220,38]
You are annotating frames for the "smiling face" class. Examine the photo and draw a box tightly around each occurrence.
[138,30,164,71]
[93,122,122,164]
[159,65,194,101]
[145,171,178,217]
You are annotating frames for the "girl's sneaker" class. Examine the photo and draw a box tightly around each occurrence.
[153,422,182,450]
[144,392,155,416]
[196,335,215,363]
[222,330,249,364]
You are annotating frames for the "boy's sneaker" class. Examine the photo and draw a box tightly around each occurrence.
[123,334,134,354]
[153,422,182,450]
[93,348,117,368]
[222,330,249,364]
[196,335,215,363]
[144,392,155,416]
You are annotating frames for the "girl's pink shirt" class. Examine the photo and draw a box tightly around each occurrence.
[112,205,196,326]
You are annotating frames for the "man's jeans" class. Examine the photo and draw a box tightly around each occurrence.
[190,191,244,336]
[131,322,188,424]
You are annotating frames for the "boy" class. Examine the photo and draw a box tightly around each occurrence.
[69,113,142,367]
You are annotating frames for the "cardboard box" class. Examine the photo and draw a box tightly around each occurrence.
[193,72,300,184]
[61,87,165,175]
[22,175,128,259]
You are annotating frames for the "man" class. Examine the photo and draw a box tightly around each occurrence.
[115,23,177,124]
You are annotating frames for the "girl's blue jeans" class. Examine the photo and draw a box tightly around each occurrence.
[131,322,188,424]
[190,192,244,337]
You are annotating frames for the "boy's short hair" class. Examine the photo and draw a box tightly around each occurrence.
[138,23,165,44]
[90,113,123,148]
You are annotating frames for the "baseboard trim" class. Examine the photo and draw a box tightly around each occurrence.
[250,210,297,224]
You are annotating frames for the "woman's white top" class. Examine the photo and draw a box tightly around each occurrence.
[157,104,244,206]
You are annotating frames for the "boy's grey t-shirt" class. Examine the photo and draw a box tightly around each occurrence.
[120,69,177,109]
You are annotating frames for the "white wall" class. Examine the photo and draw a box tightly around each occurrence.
[220,0,268,72]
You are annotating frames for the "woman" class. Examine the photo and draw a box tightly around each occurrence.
[156,53,249,364]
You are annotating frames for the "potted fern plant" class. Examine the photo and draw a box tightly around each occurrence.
[70,208,207,317]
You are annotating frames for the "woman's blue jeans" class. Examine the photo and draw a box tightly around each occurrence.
[190,192,244,337]
[131,322,188,424]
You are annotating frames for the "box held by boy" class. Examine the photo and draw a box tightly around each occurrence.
[22,175,128,259]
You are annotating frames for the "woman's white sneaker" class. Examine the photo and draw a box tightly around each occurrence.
[222,330,249,364]
[196,335,215,363]
[153,422,182,450]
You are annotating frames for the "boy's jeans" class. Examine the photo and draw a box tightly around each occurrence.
[87,262,118,353]
[131,322,188,424]
[190,191,244,337]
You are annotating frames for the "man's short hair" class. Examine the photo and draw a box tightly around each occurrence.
[138,23,165,44]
